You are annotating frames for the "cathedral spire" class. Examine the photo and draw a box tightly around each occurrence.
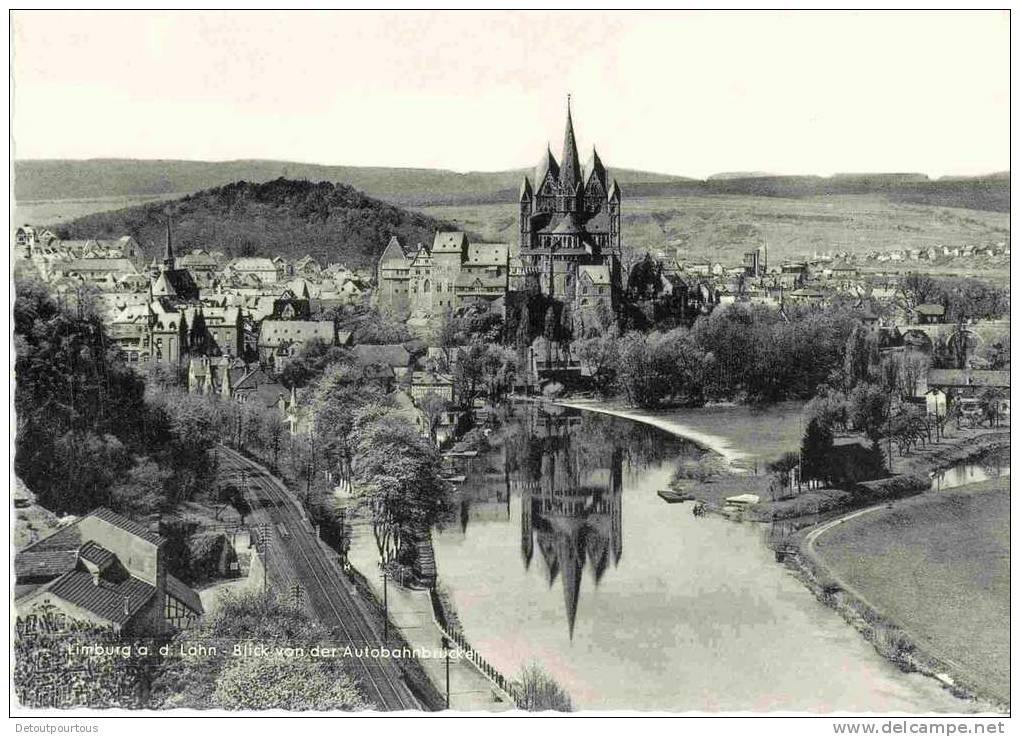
[163,216,175,271]
[559,96,582,192]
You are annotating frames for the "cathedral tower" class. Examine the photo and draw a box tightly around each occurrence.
[518,99,622,301]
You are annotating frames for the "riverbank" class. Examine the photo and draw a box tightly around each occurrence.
[784,429,1011,710]
[889,428,1010,477]
[791,476,1009,710]
[550,399,754,468]
[544,397,1009,709]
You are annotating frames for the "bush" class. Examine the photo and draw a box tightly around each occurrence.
[514,663,573,712]
[854,474,930,501]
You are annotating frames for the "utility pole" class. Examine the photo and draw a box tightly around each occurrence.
[382,570,389,641]
[442,635,451,709]
[258,522,270,596]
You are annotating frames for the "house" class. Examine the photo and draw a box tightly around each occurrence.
[231,365,293,412]
[912,303,946,324]
[258,320,337,368]
[576,264,613,311]
[15,507,203,634]
[294,255,323,276]
[352,344,413,380]
[178,249,221,275]
[924,369,1010,422]
[227,257,282,284]
[201,306,243,357]
[410,371,456,403]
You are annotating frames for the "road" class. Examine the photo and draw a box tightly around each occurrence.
[216,444,425,711]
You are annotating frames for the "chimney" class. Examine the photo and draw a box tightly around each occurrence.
[123,595,130,616]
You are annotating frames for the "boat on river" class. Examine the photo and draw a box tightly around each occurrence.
[657,489,695,503]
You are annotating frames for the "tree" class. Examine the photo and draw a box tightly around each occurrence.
[807,389,849,433]
[514,663,573,712]
[278,338,350,389]
[984,335,1011,370]
[418,392,451,444]
[575,334,619,396]
[352,410,452,564]
[14,280,148,513]
[978,387,1006,427]
[109,458,171,517]
[302,360,388,491]
[843,324,879,393]
[768,452,801,495]
[848,382,891,449]
[800,417,835,486]
[627,253,664,300]
[452,345,482,407]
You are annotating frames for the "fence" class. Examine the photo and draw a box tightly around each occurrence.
[428,587,523,709]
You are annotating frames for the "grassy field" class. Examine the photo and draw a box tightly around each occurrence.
[13,193,188,227]
[812,478,1010,703]
[416,194,1011,271]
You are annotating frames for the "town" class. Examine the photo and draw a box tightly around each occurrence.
[12,113,1011,713]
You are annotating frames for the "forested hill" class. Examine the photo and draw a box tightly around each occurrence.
[52,179,456,267]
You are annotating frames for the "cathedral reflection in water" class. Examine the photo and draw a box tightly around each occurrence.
[453,405,630,638]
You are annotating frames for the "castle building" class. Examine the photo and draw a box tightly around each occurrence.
[377,232,510,317]
[518,101,622,302]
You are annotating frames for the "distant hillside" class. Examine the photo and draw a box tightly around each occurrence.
[51,179,456,267]
[14,158,691,208]
[15,158,1009,215]
[698,174,1009,212]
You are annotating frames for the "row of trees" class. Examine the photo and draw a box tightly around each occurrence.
[573,303,863,408]
[902,273,1009,322]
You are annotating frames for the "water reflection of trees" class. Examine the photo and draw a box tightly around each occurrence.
[979,448,1010,478]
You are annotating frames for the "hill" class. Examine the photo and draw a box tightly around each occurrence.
[51,178,456,267]
[14,158,691,209]
[14,159,1009,213]
[418,192,1011,279]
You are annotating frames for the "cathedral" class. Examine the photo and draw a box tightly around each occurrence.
[518,101,622,303]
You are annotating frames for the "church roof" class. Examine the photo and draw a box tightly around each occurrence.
[535,146,560,186]
[519,176,533,201]
[584,147,608,190]
[552,212,585,234]
[151,268,200,301]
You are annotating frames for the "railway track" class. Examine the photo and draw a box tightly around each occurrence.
[217,444,422,711]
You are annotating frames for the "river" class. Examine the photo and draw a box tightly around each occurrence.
[931,449,1010,492]
[351,403,976,711]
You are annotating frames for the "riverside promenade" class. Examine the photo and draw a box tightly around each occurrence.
[347,525,514,712]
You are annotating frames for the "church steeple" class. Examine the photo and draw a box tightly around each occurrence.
[559,96,582,192]
[162,217,175,271]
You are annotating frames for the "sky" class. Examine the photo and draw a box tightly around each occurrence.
[10,10,1010,179]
